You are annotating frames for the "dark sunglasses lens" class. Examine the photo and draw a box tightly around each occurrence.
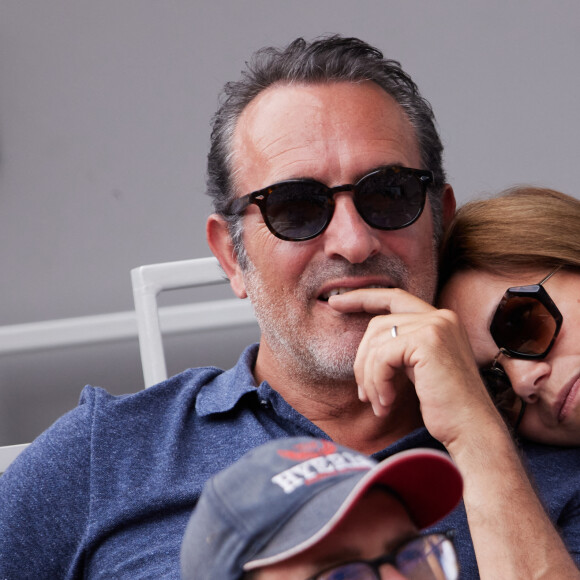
[265,183,330,240]
[480,366,514,404]
[491,295,557,356]
[356,170,425,229]
[480,367,522,425]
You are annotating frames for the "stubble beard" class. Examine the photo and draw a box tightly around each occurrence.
[241,248,438,387]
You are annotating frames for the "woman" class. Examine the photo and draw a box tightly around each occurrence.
[328,185,580,577]
[438,186,580,446]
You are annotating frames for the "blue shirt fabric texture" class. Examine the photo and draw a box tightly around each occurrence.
[1,344,579,579]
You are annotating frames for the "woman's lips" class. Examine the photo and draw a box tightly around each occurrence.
[558,376,580,422]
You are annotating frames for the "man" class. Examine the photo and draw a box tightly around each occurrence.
[0,36,578,578]
[180,437,463,579]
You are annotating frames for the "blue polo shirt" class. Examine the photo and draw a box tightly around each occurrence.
[0,344,579,578]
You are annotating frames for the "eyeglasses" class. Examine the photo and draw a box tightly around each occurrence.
[480,357,527,431]
[480,268,562,429]
[489,268,562,359]
[307,531,459,580]
[225,165,433,241]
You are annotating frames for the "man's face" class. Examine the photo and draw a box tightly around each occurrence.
[250,488,416,579]
[228,81,440,384]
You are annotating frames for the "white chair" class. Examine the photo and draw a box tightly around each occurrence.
[0,444,30,473]
[0,257,256,473]
[131,256,256,387]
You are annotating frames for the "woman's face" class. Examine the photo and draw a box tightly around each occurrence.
[439,268,580,446]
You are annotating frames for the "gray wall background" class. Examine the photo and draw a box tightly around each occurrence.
[1,1,579,446]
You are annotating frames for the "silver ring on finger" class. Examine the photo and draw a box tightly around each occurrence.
[391,325,398,338]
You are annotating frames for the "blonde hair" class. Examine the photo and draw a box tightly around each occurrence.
[439,186,580,287]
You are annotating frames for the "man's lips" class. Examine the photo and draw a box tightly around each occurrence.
[318,284,392,301]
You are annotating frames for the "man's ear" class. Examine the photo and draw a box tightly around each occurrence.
[206,214,248,299]
[441,184,456,230]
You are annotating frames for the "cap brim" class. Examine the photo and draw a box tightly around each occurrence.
[244,448,462,571]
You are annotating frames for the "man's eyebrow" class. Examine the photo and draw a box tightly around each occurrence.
[351,162,407,183]
[309,162,411,185]
[260,162,414,188]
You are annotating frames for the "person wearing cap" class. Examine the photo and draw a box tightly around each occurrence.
[181,437,463,580]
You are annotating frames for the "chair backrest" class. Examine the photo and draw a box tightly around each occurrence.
[0,443,30,474]
[1,257,256,473]
[131,256,256,387]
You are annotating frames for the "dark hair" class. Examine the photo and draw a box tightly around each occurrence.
[206,35,447,260]
[439,185,580,289]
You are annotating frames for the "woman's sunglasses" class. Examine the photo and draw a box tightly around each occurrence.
[489,268,562,360]
[480,268,563,428]
[225,165,433,241]
[480,360,527,430]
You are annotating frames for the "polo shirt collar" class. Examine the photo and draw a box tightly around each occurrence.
[196,344,260,416]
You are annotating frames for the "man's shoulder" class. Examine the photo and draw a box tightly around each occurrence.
[83,344,260,421]
[82,364,225,410]
[0,358,255,580]
[1,365,221,470]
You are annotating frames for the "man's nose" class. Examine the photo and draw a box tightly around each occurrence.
[503,358,552,403]
[321,192,381,263]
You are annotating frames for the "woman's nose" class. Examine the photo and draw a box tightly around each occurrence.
[503,358,552,403]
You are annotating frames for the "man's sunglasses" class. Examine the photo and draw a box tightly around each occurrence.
[225,165,433,241]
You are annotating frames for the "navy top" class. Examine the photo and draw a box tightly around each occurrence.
[1,344,579,579]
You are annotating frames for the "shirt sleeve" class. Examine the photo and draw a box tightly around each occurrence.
[558,481,580,565]
[0,388,94,579]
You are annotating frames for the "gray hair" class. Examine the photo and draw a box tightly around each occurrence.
[207,35,447,265]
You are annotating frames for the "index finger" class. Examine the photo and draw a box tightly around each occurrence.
[327,287,436,315]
